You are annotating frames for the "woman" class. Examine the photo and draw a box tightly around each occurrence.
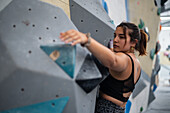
[59,22,148,113]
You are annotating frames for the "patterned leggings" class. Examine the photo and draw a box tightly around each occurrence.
[95,97,125,113]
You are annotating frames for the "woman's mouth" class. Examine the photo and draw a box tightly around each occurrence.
[113,45,118,48]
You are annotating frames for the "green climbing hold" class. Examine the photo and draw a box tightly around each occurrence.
[150,48,155,60]
[138,19,145,29]
[157,8,161,16]
[140,106,143,112]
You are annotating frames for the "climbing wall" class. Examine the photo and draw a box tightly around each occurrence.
[0,0,103,113]
[128,70,151,113]
[69,0,115,45]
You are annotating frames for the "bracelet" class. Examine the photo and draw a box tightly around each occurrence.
[81,33,91,47]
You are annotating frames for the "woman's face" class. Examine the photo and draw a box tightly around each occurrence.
[113,27,133,53]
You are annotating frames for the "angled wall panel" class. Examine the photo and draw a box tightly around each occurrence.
[0,0,102,113]
[129,69,151,113]
[70,0,115,45]
[132,78,147,98]
[76,54,102,93]
[0,97,69,113]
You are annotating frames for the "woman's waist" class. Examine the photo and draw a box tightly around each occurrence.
[99,91,127,108]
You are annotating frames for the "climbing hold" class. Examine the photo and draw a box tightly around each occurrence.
[0,97,69,113]
[40,44,76,78]
[138,19,145,29]
[110,20,114,25]
[140,106,143,112]
[102,0,109,14]
[150,48,155,60]
[157,8,161,16]
[125,100,132,113]
[76,54,102,93]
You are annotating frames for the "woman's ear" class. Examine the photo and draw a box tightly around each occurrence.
[131,39,138,46]
[135,39,138,44]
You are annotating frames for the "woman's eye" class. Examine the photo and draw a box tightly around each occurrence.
[120,36,125,39]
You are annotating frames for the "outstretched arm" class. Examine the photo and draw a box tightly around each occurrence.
[59,30,128,72]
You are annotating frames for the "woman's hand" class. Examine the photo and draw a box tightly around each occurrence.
[59,29,88,46]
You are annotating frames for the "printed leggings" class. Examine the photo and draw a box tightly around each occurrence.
[95,97,125,113]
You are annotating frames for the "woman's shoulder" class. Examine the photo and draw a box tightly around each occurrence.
[128,54,141,72]
[115,52,134,65]
[115,52,130,58]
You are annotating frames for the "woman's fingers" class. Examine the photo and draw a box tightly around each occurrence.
[59,29,87,46]
[71,39,82,46]
[65,35,79,43]
[60,31,76,41]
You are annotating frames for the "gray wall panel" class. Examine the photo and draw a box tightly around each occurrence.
[70,0,115,45]
[0,0,101,112]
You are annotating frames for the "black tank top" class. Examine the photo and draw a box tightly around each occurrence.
[99,53,138,102]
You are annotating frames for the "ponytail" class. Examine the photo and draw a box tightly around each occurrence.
[137,30,148,56]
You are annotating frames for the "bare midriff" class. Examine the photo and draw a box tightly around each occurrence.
[99,91,127,108]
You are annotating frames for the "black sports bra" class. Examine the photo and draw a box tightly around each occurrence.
[99,53,140,102]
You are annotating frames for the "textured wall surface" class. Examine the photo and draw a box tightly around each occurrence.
[129,0,160,77]
[69,0,115,45]
[0,0,103,113]
[41,0,70,18]
[0,0,160,113]
[127,0,160,113]
[105,0,127,26]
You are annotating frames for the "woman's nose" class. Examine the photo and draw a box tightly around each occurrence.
[113,36,119,43]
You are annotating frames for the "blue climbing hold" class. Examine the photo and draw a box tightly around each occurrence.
[125,100,132,113]
[40,44,76,78]
[102,0,109,14]
[0,97,69,113]
[110,20,114,25]
[153,84,157,92]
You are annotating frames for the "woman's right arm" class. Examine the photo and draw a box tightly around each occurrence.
[60,30,129,72]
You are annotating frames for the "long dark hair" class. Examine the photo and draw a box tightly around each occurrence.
[117,22,148,56]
